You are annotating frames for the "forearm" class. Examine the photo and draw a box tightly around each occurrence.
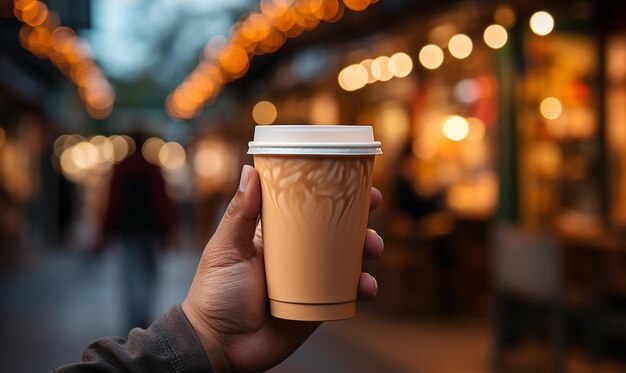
[53,305,214,372]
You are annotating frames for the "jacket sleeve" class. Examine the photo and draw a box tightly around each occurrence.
[53,305,215,373]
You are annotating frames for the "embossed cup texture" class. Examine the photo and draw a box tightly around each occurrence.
[254,154,374,319]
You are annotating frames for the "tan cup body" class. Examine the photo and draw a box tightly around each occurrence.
[254,154,375,321]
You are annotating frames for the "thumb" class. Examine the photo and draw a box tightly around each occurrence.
[210,165,261,256]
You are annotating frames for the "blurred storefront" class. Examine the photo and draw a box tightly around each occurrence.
[0,0,94,256]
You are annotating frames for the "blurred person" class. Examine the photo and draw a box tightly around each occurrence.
[391,142,455,313]
[55,165,384,372]
[391,142,440,222]
[101,130,176,330]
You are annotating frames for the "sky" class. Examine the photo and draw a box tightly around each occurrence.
[86,0,249,82]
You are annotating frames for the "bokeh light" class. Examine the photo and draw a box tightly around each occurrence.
[540,97,563,120]
[252,100,278,124]
[71,141,99,170]
[109,135,130,163]
[359,59,377,83]
[338,64,368,91]
[51,133,137,183]
[530,11,554,36]
[60,147,81,179]
[371,56,394,82]
[194,146,227,179]
[342,0,371,12]
[142,137,165,165]
[442,115,470,141]
[448,34,473,59]
[15,4,114,119]
[389,52,413,78]
[419,44,444,70]
[158,142,186,170]
[494,5,516,28]
[483,24,508,49]
[454,79,480,104]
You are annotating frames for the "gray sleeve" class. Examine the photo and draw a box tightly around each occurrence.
[53,305,215,372]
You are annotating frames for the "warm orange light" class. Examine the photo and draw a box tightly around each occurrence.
[448,34,473,59]
[466,117,486,142]
[359,59,377,83]
[266,5,295,32]
[18,25,33,50]
[483,24,508,49]
[20,1,48,27]
[389,52,413,78]
[218,45,249,75]
[540,97,562,119]
[271,0,295,6]
[41,10,60,30]
[343,0,370,12]
[168,0,381,109]
[338,64,368,91]
[252,100,278,124]
[14,0,37,11]
[255,27,286,54]
[166,92,201,121]
[371,56,394,81]
[419,44,444,69]
[314,0,340,21]
[293,7,320,31]
[14,0,35,21]
[242,13,272,42]
[442,115,470,141]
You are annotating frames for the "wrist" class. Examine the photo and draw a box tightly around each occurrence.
[181,298,232,373]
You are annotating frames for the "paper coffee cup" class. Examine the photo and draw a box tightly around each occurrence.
[248,125,382,321]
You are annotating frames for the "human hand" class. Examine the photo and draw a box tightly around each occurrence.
[182,165,384,372]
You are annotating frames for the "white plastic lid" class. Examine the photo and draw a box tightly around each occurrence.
[247,125,382,155]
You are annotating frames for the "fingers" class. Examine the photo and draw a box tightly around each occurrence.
[357,272,378,301]
[369,187,382,211]
[363,229,384,260]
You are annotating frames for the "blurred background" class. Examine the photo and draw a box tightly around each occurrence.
[2,0,626,371]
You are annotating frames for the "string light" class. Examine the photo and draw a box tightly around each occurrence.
[483,24,508,49]
[530,11,554,36]
[337,51,413,92]
[448,34,473,59]
[167,0,380,120]
[540,97,562,119]
[13,0,114,119]
[419,44,444,70]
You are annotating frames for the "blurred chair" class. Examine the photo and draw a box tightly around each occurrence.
[492,224,564,373]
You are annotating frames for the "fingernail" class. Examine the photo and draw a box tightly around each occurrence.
[238,165,250,192]
[377,235,384,253]
[371,276,378,296]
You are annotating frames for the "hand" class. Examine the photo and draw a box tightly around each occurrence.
[182,165,384,372]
